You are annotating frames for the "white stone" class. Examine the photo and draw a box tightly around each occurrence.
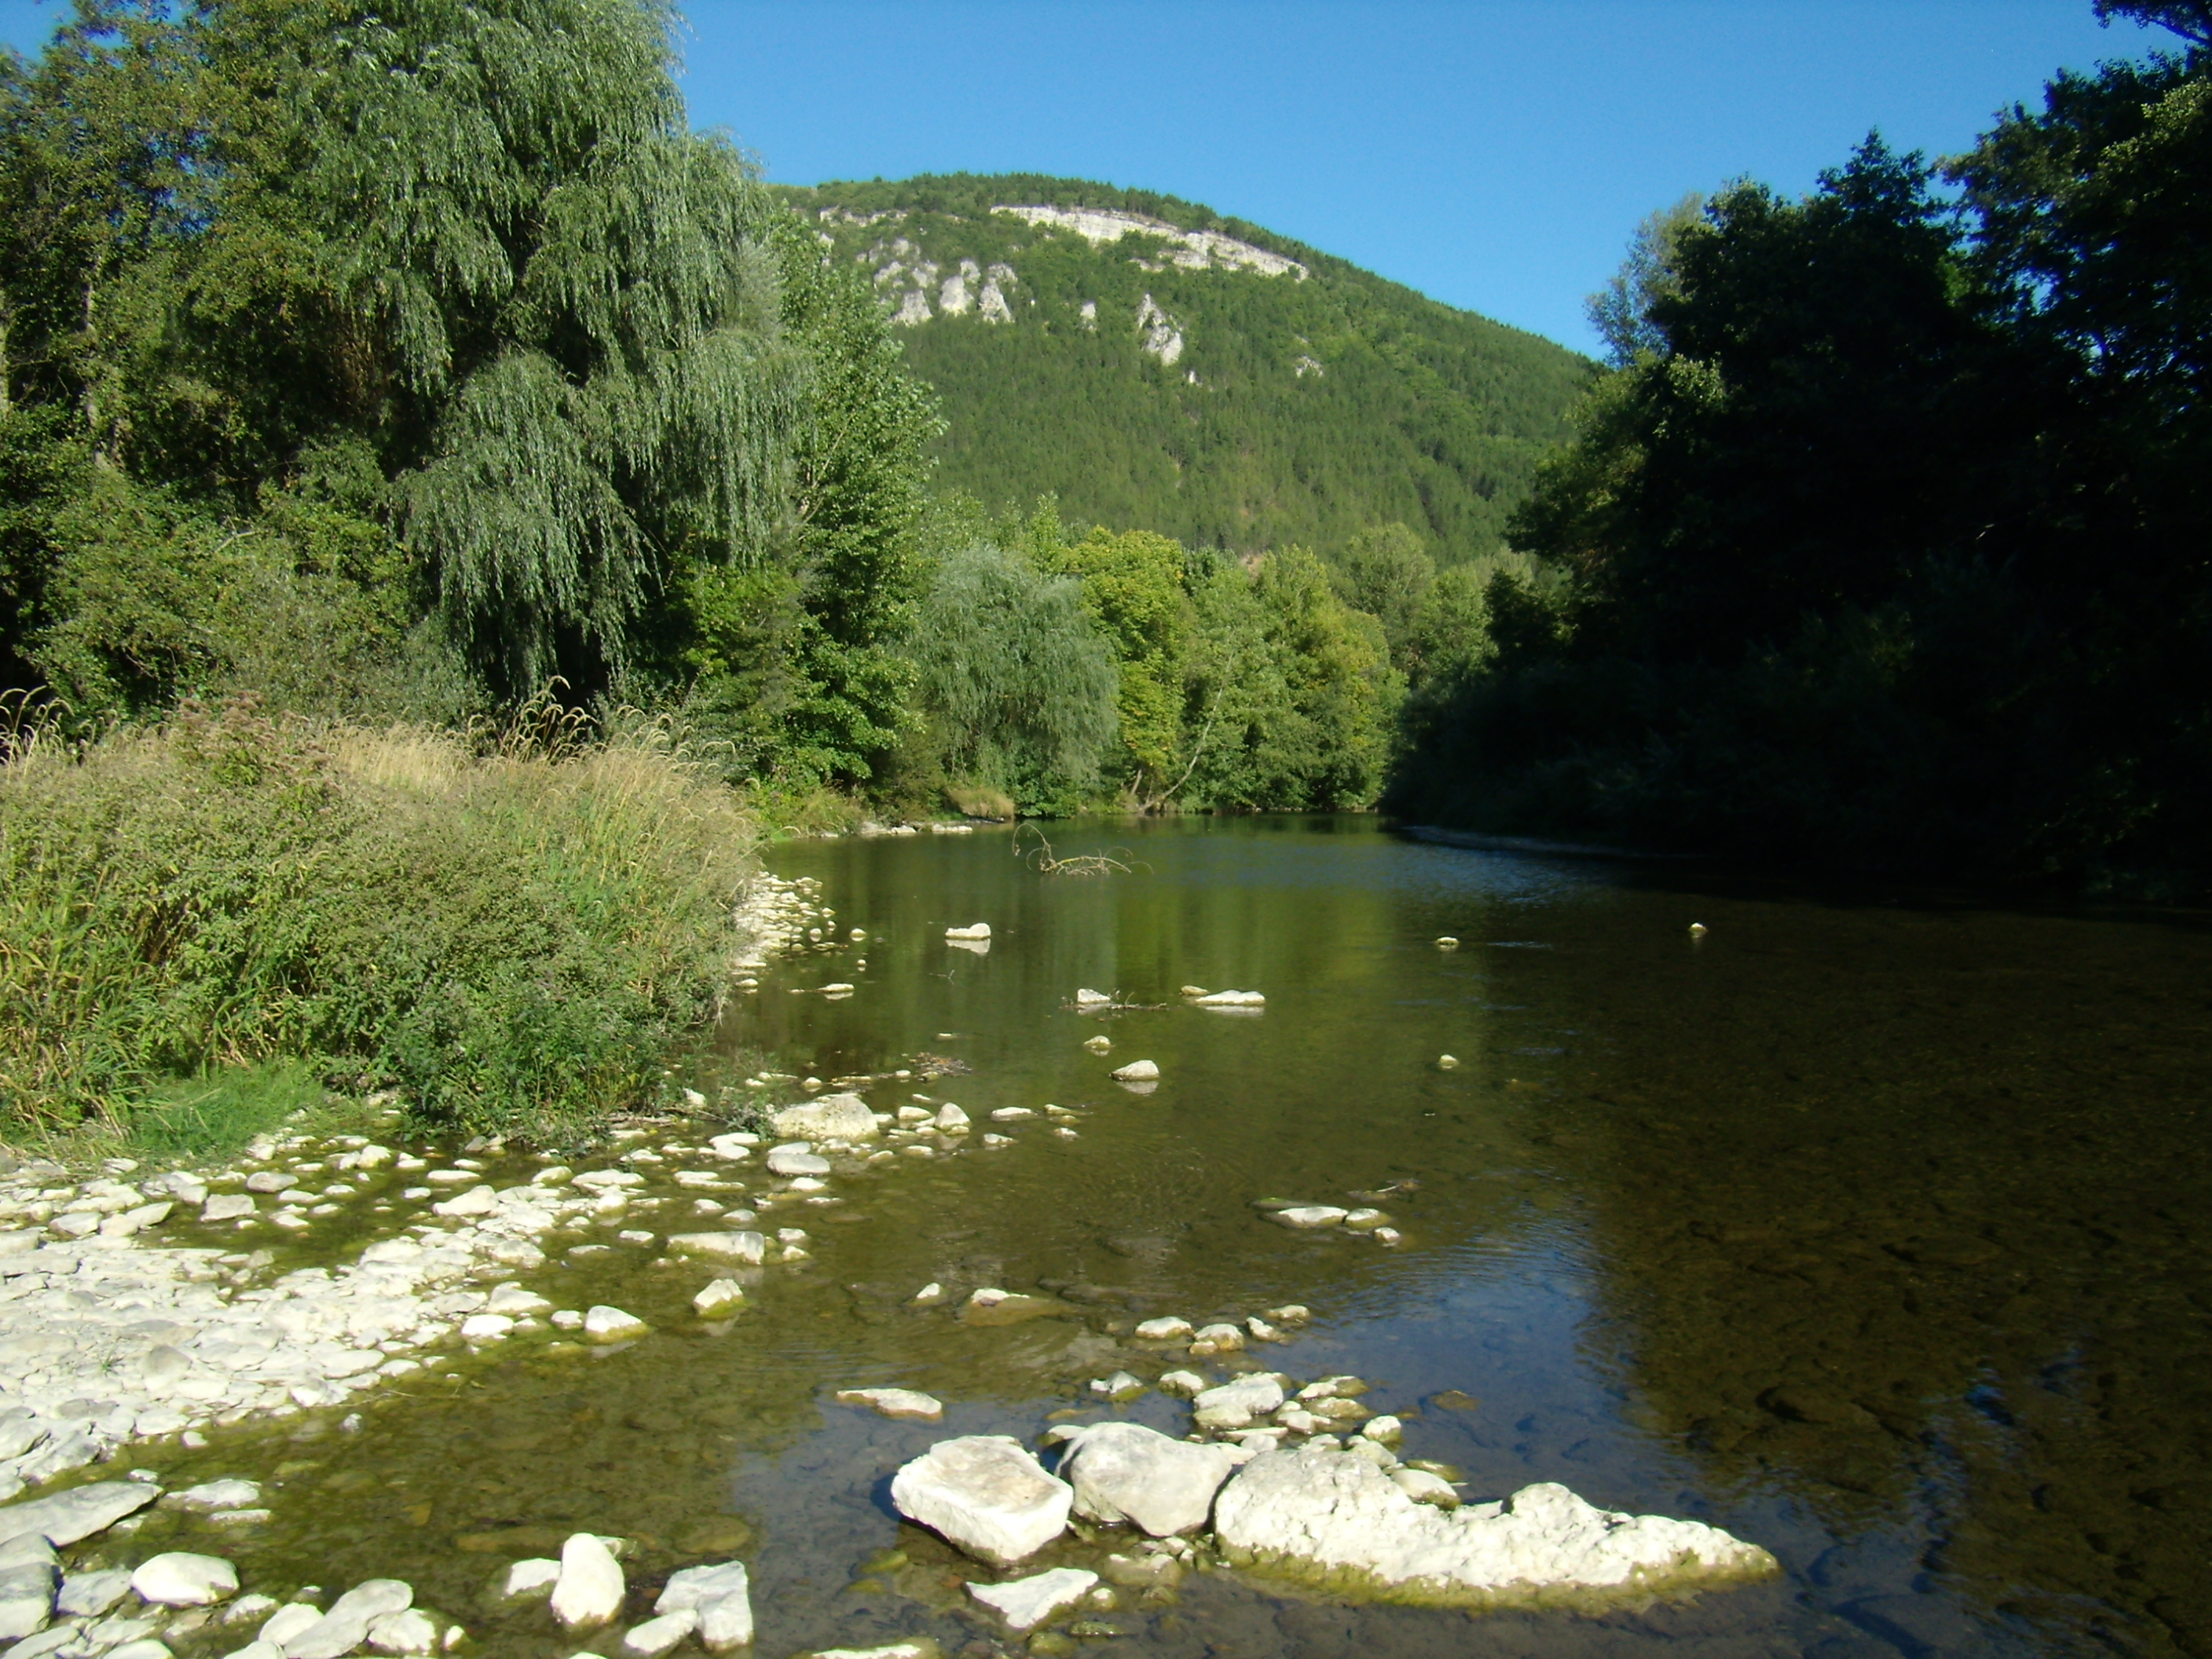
[1073,989,1111,1005]
[259,1602,323,1646]
[1134,1317,1192,1342]
[835,1388,943,1422]
[366,1608,440,1654]
[582,1306,648,1343]
[965,1567,1097,1632]
[765,1146,831,1177]
[619,1609,694,1657]
[0,1479,160,1544]
[460,1314,514,1342]
[668,1232,764,1265]
[1156,1370,1208,1398]
[1269,1206,1348,1229]
[171,1481,261,1511]
[1108,1060,1158,1082]
[1193,1375,1286,1429]
[655,1561,751,1650]
[988,1108,1034,1121]
[287,1580,413,1659]
[1192,990,1265,1007]
[1192,1322,1245,1351]
[551,1533,624,1629]
[932,1105,969,1131]
[1361,1415,1403,1443]
[485,1284,553,1317]
[0,1560,54,1641]
[1058,1423,1238,1536]
[499,1558,562,1602]
[431,1185,496,1218]
[1211,1445,1777,1607]
[889,1436,1073,1566]
[910,1283,944,1305]
[771,1094,879,1141]
[693,1280,745,1316]
[57,1566,134,1617]
[943,923,991,939]
[130,1552,236,1606]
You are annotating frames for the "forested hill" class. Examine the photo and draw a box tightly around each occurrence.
[778,174,1592,564]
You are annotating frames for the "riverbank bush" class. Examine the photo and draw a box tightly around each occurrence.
[0,701,756,1143]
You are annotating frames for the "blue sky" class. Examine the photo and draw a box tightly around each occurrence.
[0,1,2170,353]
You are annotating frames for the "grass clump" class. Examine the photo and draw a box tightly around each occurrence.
[0,699,757,1144]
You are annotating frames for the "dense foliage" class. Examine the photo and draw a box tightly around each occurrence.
[1391,5,2212,886]
[783,174,1592,569]
[1,701,756,1137]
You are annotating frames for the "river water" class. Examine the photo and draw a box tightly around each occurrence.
[101,816,2212,1657]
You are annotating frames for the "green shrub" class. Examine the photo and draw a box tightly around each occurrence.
[0,701,756,1142]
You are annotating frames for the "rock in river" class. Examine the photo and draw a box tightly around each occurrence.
[656,1560,752,1651]
[1211,1441,1778,1608]
[551,1533,625,1629]
[836,1388,944,1422]
[891,1436,1073,1566]
[1108,1060,1159,1082]
[1192,1375,1286,1430]
[671,1232,765,1266]
[0,1480,159,1546]
[772,1093,879,1141]
[966,1567,1097,1632]
[583,1306,649,1343]
[130,1552,236,1607]
[766,1144,832,1177]
[1058,1422,1239,1536]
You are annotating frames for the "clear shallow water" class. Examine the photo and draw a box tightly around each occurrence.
[107,817,2212,1657]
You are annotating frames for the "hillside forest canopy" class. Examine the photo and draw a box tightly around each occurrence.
[0,0,2205,886]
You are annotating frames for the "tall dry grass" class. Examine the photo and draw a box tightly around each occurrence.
[0,697,757,1142]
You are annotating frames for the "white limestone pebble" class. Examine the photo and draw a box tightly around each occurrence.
[654,1561,751,1650]
[500,1559,561,1602]
[551,1533,624,1630]
[966,1567,1098,1632]
[910,1283,945,1306]
[1192,1322,1246,1351]
[459,1314,514,1342]
[57,1567,134,1617]
[1108,1060,1158,1082]
[1391,1467,1461,1508]
[765,1146,830,1177]
[835,1388,944,1422]
[890,1436,1073,1566]
[693,1280,745,1316]
[259,1603,324,1646]
[1134,1317,1193,1342]
[1193,1375,1287,1430]
[943,923,991,940]
[366,1607,440,1654]
[620,1609,695,1657]
[1156,1370,1209,1398]
[170,1481,262,1511]
[1269,1206,1349,1229]
[130,1552,236,1607]
[289,1579,414,1659]
[582,1306,648,1343]
[1057,1422,1238,1536]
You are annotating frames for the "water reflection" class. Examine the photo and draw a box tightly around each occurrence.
[101,819,2212,1659]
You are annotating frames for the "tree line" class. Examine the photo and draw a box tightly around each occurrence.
[1390,0,2212,888]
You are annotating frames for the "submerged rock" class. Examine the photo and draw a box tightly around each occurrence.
[966,1567,1097,1632]
[1058,1423,1238,1536]
[582,1306,649,1343]
[890,1436,1072,1566]
[1210,1443,1778,1608]
[944,923,991,940]
[959,1288,1065,1328]
[835,1388,943,1422]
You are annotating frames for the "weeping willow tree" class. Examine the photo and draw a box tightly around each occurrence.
[240,0,805,690]
[907,541,1119,811]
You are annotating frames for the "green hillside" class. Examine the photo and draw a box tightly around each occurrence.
[781,174,1593,564]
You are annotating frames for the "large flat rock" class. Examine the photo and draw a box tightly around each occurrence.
[1212,1443,1777,1609]
[771,1094,879,1141]
[0,1481,159,1547]
[890,1436,1071,1566]
[1058,1423,1238,1537]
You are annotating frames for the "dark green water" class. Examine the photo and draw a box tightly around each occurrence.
[111,816,2212,1657]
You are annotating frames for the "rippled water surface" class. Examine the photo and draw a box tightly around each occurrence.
[113,817,2212,1657]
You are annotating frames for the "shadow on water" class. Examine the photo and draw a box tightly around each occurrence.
[101,815,2212,1658]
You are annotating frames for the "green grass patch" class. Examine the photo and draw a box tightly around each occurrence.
[1,700,759,1144]
[126,1060,331,1159]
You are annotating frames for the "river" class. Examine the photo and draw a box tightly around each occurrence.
[76,815,2212,1657]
